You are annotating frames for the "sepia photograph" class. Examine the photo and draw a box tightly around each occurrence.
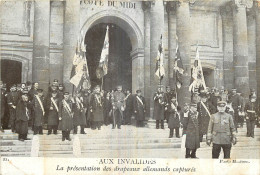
[0,0,260,174]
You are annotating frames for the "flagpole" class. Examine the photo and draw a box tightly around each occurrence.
[101,77,104,91]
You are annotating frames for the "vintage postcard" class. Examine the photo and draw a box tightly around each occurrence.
[0,0,260,174]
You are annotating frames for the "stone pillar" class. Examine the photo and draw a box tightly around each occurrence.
[167,2,177,89]
[255,1,260,99]
[232,0,253,98]
[175,0,192,107]
[63,0,80,92]
[32,0,50,94]
[142,1,151,119]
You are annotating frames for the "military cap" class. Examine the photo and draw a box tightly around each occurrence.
[53,79,58,83]
[59,84,63,87]
[250,94,257,99]
[37,89,43,93]
[136,90,141,93]
[117,85,122,88]
[64,92,69,95]
[217,101,227,107]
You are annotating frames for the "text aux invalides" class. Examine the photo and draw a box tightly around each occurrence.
[83,0,136,9]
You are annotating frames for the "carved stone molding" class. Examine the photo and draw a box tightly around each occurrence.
[142,1,152,11]
[234,0,253,9]
[166,1,175,13]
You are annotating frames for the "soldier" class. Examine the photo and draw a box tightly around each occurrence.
[32,89,45,135]
[244,94,257,138]
[153,85,166,129]
[7,85,19,132]
[124,89,133,125]
[46,91,59,135]
[73,91,87,134]
[219,86,228,102]
[15,91,31,141]
[228,88,242,132]
[26,81,32,91]
[133,90,146,127]
[58,92,74,141]
[183,103,200,158]
[167,96,180,138]
[197,92,216,142]
[0,81,5,132]
[207,101,237,159]
[111,85,125,129]
[89,85,104,130]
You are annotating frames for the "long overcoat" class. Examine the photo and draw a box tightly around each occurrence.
[133,95,146,121]
[153,92,166,120]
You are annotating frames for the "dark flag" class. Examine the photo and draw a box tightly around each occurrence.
[173,39,184,89]
[155,35,165,81]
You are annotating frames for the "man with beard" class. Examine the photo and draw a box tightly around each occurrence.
[32,89,45,135]
[7,85,19,133]
[46,91,59,135]
[133,90,146,127]
[112,85,125,129]
[207,101,236,159]
[197,92,216,142]
[153,85,166,129]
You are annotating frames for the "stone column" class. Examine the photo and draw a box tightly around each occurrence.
[32,0,50,94]
[63,0,80,92]
[167,1,177,89]
[142,1,151,119]
[175,0,192,107]
[255,1,260,99]
[232,0,253,98]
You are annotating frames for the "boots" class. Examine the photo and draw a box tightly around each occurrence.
[156,120,159,129]
[62,131,65,141]
[80,126,86,134]
[169,129,173,138]
[73,126,77,134]
[161,120,164,129]
[66,131,71,141]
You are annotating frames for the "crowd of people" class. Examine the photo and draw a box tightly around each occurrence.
[0,80,259,159]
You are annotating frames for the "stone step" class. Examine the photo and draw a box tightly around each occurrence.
[0,152,31,157]
[0,146,32,152]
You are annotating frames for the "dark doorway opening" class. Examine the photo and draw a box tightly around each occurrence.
[85,23,132,91]
[1,59,22,91]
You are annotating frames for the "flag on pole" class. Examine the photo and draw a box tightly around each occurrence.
[189,46,206,92]
[96,26,109,79]
[173,37,184,89]
[155,35,165,81]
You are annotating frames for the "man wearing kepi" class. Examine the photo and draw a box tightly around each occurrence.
[244,94,257,138]
[112,85,125,129]
[207,101,237,159]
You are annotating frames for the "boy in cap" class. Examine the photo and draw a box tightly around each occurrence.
[183,102,200,158]
[133,90,146,127]
[244,94,257,138]
[32,89,45,135]
[46,91,59,135]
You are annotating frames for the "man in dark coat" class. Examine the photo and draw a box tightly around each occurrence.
[124,90,133,125]
[153,85,166,129]
[32,89,45,135]
[167,96,180,138]
[228,88,242,132]
[183,103,200,158]
[46,91,59,135]
[89,85,104,130]
[58,84,64,100]
[73,91,87,134]
[164,86,172,122]
[59,92,74,141]
[103,92,112,126]
[197,92,216,142]
[133,90,146,127]
[16,92,31,141]
[0,81,5,132]
[244,94,257,138]
[7,85,19,132]
[112,85,125,129]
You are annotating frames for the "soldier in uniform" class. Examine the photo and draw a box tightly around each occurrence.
[89,85,104,130]
[167,95,180,138]
[228,88,242,132]
[133,90,146,127]
[124,89,133,125]
[16,91,31,141]
[58,92,74,141]
[183,103,200,158]
[207,101,237,159]
[7,85,19,133]
[73,91,87,134]
[244,94,257,138]
[112,85,125,129]
[32,89,46,135]
[46,91,59,135]
[197,92,215,142]
[153,85,166,129]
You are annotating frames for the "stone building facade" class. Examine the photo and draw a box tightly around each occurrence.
[1,0,260,113]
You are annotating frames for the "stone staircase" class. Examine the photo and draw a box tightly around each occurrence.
[1,120,260,158]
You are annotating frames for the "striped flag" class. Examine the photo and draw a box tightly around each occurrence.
[155,35,165,81]
[189,46,206,92]
[96,26,109,79]
[173,37,184,89]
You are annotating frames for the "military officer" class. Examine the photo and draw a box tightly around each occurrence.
[7,85,19,132]
[112,85,126,129]
[207,101,237,159]
[153,85,166,129]
[228,88,242,132]
[133,90,146,127]
[244,94,257,138]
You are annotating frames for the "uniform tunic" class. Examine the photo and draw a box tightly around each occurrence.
[58,99,74,131]
[133,95,146,121]
[112,91,126,116]
[46,97,59,126]
[153,92,166,120]
[89,93,104,122]
[183,111,200,149]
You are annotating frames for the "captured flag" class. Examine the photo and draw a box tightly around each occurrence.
[173,38,184,89]
[189,46,206,92]
[155,35,165,80]
[96,26,109,79]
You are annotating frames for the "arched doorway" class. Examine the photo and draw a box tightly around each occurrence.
[85,23,132,91]
[1,59,22,90]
